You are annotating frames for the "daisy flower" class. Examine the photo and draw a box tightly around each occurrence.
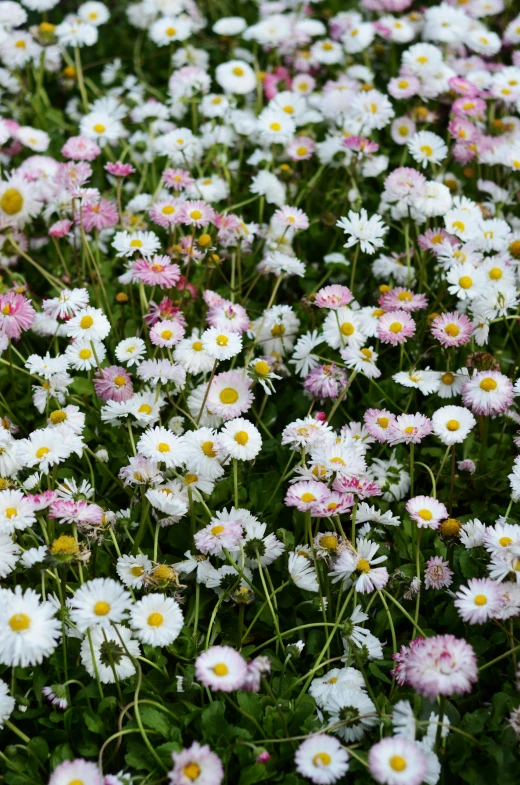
[169,742,224,785]
[369,737,427,785]
[430,312,473,348]
[70,578,131,632]
[132,255,181,289]
[462,370,514,415]
[336,209,388,255]
[137,426,184,468]
[80,624,140,684]
[424,556,454,590]
[387,414,433,445]
[194,518,243,556]
[181,428,225,480]
[94,366,134,403]
[130,594,184,646]
[179,200,215,228]
[66,306,111,342]
[0,586,61,667]
[294,735,349,785]
[0,489,36,534]
[315,285,353,310]
[326,690,378,742]
[431,405,476,445]
[406,496,448,530]
[330,538,389,593]
[195,646,247,692]
[322,308,366,350]
[175,332,216,375]
[115,337,147,366]
[408,130,448,168]
[112,230,161,258]
[309,666,365,709]
[377,311,416,346]
[405,634,478,699]
[342,346,381,379]
[206,370,254,420]
[116,554,153,588]
[285,480,330,513]
[202,327,242,361]
[65,339,106,371]
[454,578,504,624]
[16,428,71,474]
[49,759,103,785]
[364,409,396,443]
[219,418,262,461]
[288,552,319,592]
[150,319,186,348]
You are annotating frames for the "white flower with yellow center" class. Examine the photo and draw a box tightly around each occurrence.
[218,418,262,461]
[70,577,131,632]
[295,734,350,784]
[66,306,111,342]
[431,405,476,445]
[115,337,147,366]
[116,553,152,588]
[0,586,61,667]
[0,489,36,534]
[137,426,184,468]
[0,175,42,227]
[112,230,161,258]
[65,338,106,371]
[16,428,71,474]
[201,327,242,361]
[130,593,184,646]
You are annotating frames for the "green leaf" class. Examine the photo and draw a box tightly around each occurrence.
[140,706,171,739]
[84,710,104,735]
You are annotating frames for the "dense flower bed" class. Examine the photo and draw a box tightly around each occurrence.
[1,1,520,784]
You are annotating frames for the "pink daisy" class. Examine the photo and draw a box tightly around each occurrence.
[207,300,250,335]
[387,413,433,445]
[149,198,183,228]
[379,288,428,312]
[315,284,353,310]
[179,200,215,228]
[61,136,101,161]
[303,363,348,400]
[417,227,455,252]
[162,168,194,191]
[376,310,416,346]
[169,742,224,785]
[150,319,185,348]
[285,480,330,512]
[430,312,473,348]
[145,297,186,327]
[0,291,35,338]
[132,255,181,289]
[405,634,478,699]
[104,161,135,177]
[390,637,425,686]
[273,205,309,230]
[287,136,315,161]
[94,366,134,403]
[452,96,486,118]
[55,161,92,190]
[342,135,379,155]
[332,475,382,499]
[363,409,396,443]
[206,370,254,419]
[80,198,118,232]
[49,219,73,238]
[49,499,104,526]
[194,519,243,556]
[425,556,453,589]
[462,370,513,415]
[312,491,355,517]
[194,646,247,693]
[406,495,448,529]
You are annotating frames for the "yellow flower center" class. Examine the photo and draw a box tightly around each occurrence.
[341,322,354,336]
[420,145,433,157]
[254,360,270,376]
[190,210,202,220]
[131,565,144,576]
[459,275,473,289]
[234,430,249,445]
[389,322,403,333]
[50,535,79,555]
[404,426,415,435]
[211,525,225,536]
[488,267,502,280]
[157,442,171,453]
[79,348,92,360]
[232,67,244,76]
[93,123,106,133]
[166,26,176,36]
[5,507,17,519]
[50,410,67,424]
[190,341,203,352]
[36,446,50,459]
[480,377,497,391]
[499,536,513,546]
[185,473,198,484]
[9,613,30,632]
[80,315,93,329]
[441,372,454,385]
[219,388,239,404]
[446,419,460,431]
[440,518,461,536]
[148,612,164,627]
[216,334,228,346]
[114,375,126,387]
[161,330,173,340]
[296,146,308,155]
[474,594,487,606]
[300,492,315,503]
[198,233,211,247]
[138,404,152,414]
[377,416,389,428]
[360,348,373,359]
[201,441,217,458]
[130,239,143,247]
[213,663,229,676]
[183,763,201,781]
[313,753,332,767]
[271,323,285,337]
[0,189,23,216]
[444,324,459,337]
[357,558,371,572]
[418,509,432,521]
[320,535,338,551]
[390,755,407,772]
[94,601,111,616]
[1,304,10,315]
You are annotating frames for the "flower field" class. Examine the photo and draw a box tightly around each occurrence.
[1,0,520,783]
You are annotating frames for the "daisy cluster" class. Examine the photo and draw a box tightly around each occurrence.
[1,0,520,784]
